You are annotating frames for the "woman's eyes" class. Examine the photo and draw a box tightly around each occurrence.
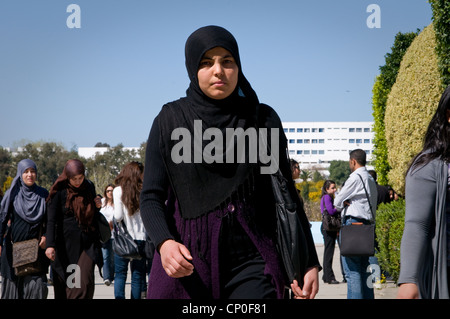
[199,60,212,67]
[199,59,235,68]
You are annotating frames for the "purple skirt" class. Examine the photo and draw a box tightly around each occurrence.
[146,200,286,299]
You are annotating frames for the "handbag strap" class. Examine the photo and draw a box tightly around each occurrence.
[356,173,374,222]
[341,173,374,222]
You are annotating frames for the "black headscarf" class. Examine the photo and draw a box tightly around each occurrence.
[158,25,261,219]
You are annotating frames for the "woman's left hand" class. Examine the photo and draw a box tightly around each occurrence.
[290,266,319,299]
[94,196,102,209]
[39,236,46,249]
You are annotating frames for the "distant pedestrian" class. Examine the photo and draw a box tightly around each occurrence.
[368,170,391,208]
[0,159,49,299]
[45,159,104,299]
[100,183,115,286]
[320,180,340,285]
[113,161,148,299]
[334,149,378,299]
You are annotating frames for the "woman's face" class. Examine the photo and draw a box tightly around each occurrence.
[106,186,114,199]
[22,168,37,187]
[69,174,84,188]
[327,183,337,195]
[197,47,239,100]
[292,164,300,180]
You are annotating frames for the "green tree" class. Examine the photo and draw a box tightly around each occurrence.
[0,147,13,190]
[13,142,80,190]
[84,144,143,194]
[299,169,311,182]
[312,170,324,183]
[328,160,351,186]
[430,0,450,87]
[94,142,110,147]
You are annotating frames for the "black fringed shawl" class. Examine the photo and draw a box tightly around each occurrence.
[158,25,270,219]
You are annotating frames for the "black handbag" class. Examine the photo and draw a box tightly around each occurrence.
[270,166,309,286]
[322,207,341,232]
[339,174,375,257]
[112,218,142,260]
[96,211,111,244]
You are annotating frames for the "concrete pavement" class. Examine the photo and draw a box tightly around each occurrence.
[47,244,398,299]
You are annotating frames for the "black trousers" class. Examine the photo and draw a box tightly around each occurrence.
[220,214,276,299]
[321,223,339,283]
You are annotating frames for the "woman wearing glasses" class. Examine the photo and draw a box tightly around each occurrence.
[100,184,115,286]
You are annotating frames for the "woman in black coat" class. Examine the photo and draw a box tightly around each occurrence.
[45,159,103,299]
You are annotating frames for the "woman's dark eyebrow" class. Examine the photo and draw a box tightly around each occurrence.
[201,54,234,60]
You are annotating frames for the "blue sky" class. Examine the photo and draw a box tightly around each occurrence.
[0,0,432,150]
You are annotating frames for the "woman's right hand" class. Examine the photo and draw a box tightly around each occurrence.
[45,247,56,261]
[397,283,419,299]
[159,239,194,278]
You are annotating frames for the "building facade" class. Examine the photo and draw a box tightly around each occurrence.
[282,121,374,173]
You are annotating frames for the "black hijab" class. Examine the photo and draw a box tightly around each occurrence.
[158,25,262,219]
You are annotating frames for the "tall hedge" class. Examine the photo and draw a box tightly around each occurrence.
[371,32,418,186]
[430,0,450,87]
[384,24,443,195]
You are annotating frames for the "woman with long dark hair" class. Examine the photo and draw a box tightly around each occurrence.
[140,25,320,299]
[113,161,147,299]
[45,159,103,299]
[320,180,340,285]
[100,183,115,286]
[397,85,450,299]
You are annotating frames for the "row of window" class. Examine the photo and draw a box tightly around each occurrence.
[284,127,372,133]
[284,128,325,133]
[288,150,372,155]
[289,139,325,144]
[288,139,373,144]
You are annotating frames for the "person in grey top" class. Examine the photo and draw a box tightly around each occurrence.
[334,149,378,299]
[397,85,450,299]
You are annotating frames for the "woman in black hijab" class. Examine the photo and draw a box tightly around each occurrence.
[0,159,49,299]
[45,159,103,299]
[140,25,320,299]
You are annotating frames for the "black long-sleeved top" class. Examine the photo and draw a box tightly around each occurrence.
[139,107,320,271]
[46,182,103,279]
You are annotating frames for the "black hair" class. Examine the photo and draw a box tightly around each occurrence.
[349,149,367,166]
[408,85,450,173]
[321,179,336,198]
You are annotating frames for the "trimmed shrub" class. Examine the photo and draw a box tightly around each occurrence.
[375,199,405,283]
[384,24,443,195]
[371,32,418,186]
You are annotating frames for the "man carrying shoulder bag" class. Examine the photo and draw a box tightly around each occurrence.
[334,149,378,299]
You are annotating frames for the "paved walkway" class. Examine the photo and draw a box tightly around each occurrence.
[314,244,398,299]
[47,244,398,299]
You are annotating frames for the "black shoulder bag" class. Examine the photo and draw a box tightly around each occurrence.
[271,167,309,286]
[339,174,375,257]
[321,196,341,232]
[112,218,142,260]
[256,106,309,286]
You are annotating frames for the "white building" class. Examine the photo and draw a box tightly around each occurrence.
[282,121,374,174]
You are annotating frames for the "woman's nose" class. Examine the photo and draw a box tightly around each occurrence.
[212,62,223,77]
